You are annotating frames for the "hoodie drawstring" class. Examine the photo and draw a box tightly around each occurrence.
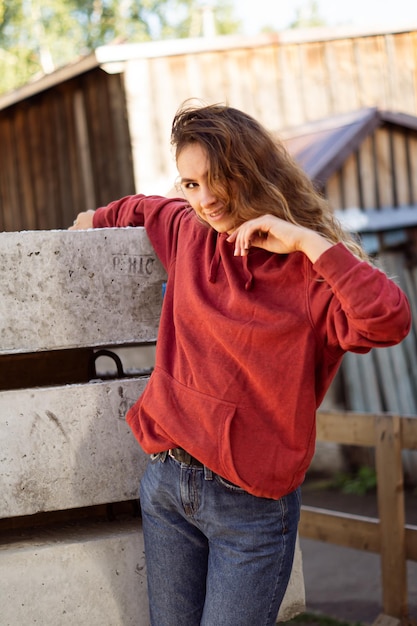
[208,232,254,291]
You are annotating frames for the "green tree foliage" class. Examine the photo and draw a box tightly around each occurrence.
[0,0,240,95]
[289,0,325,28]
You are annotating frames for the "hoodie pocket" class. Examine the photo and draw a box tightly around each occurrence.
[128,366,243,483]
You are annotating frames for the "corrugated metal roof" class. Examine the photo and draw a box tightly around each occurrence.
[282,107,417,185]
[282,108,417,233]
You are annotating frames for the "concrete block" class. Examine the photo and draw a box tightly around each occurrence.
[0,522,304,625]
[0,378,148,518]
[277,535,306,621]
[0,520,149,626]
[0,228,166,355]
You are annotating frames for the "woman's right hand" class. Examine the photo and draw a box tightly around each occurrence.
[68,209,95,230]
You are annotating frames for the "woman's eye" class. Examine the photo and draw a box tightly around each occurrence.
[183,182,198,190]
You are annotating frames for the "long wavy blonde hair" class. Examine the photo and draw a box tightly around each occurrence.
[171,101,368,260]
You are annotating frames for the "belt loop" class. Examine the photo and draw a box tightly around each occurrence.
[204,466,213,480]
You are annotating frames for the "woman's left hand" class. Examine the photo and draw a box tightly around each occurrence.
[227,214,333,263]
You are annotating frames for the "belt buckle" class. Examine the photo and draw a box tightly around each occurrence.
[169,448,201,467]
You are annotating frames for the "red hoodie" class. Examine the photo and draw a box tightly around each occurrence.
[93,194,411,499]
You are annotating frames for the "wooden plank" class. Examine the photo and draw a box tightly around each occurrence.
[324,38,359,112]
[124,58,163,193]
[52,91,73,228]
[299,41,330,121]
[300,506,417,562]
[248,45,283,130]
[325,172,343,210]
[37,97,57,230]
[341,151,361,209]
[74,89,96,211]
[147,56,179,184]
[316,409,375,446]
[223,49,254,113]
[374,414,408,618]
[0,117,18,231]
[66,85,86,220]
[0,377,148,517]
[277,44,305,127]
[358,134,378,209]
[94,71,120,201]
[408,134,417,205]
[14,107,37,230]
[0,229,166,354]
[299,506,380,552]
[353,35,389,108]
[27,101,44,229]
[381,34,397,111]
[387,33,417,113]
[106,72,136,196]
[374,127,394,208]
[392,130,412,206]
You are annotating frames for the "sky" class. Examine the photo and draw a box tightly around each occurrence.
[231,0,417,35]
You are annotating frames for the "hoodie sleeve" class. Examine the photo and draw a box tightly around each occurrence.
[92,194,190,269]
[309,242,411,353]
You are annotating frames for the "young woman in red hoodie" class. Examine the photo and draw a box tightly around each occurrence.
[71,103,411,626]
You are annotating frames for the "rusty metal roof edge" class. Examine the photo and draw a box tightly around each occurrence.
[281,108,382,183]
[307,108,417,184]
[379,110,417,132]
[309,109,382,182]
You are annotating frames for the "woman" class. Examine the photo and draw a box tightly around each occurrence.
[70,102,411,626]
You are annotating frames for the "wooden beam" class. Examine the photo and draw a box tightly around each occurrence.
[316,409,375,445]
[299,506,417,561]
[299,506,381,552]
[374,414,407,618]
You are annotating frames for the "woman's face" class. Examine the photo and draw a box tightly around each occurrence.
[176,142,236,234]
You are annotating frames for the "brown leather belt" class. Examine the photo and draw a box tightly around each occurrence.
[168,447,204,467]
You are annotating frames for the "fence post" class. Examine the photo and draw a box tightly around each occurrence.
[374,413,407,618]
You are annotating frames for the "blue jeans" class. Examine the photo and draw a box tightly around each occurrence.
[139,452,301,626]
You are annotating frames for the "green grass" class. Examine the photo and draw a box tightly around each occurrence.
[281,611,365,626]
[331,467,377,495]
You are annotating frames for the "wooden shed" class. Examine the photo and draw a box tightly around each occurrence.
[1,23,417,231]
[282,107,417,480]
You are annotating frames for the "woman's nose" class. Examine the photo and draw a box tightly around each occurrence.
[200,184,217,208]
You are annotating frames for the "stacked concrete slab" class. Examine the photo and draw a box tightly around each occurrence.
[0,228,305,624]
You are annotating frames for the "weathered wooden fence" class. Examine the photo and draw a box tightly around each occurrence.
[0,228,304,625]
[300,409,417,622]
